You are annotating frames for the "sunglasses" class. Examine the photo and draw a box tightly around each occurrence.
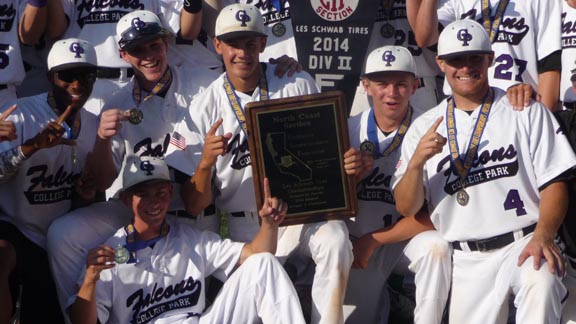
[56,69,97,83]
[119,23,165,49]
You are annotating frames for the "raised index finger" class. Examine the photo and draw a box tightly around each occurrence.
[0,104,17,121]
[56,105,73,124]
[262,177,271,200]
[208,118,224,136]
[426,116,444,135]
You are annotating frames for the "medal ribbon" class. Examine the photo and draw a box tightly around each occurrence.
[446,88,494,182]
[481,0,509,43]
[366,106,413,158]
[132,67,173,108]
[223,63,269,135]
[124,221,170,263]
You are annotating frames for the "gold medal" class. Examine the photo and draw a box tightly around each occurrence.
[114,245,130,264]
[456,189,469,206]
[128,108,143,125]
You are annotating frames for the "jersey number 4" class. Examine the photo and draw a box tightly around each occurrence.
[503,189,527,216]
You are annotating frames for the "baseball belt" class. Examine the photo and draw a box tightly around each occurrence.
[167,204,215,219]
[0,84,7,90]
[96,67,135,79]
[564,102,576,110]
[452,223,537,252]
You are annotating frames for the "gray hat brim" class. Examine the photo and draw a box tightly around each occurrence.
[437,50,494,60]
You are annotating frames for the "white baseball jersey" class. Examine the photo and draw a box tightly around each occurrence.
[0,0,26,85]
[346,108,417,238]
[179,64,319,213]
[393,87,576,242]
[104,66,218,201]
[0,94,99,248]
[224,0,297,62]
[437,0,562,94]
[562,1,576,103]
[84,220,244,324]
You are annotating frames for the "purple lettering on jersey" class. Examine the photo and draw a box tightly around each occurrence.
[357,167,394,203]
[227,133,251,170]
[76,0,144,28]
[0,4,16,32]
[127,276,202,324]
[26,165,78,191]
[459,9,529,45]
[133,134,170,158]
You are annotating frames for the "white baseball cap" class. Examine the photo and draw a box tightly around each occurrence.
[215,4,267,41]
[364,46,417,76]
[122,156,170,191]
[437,19,493,60]
[116,10,170,50]
[47,38,97,72]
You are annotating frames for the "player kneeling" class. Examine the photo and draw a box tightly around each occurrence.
[68,156,305,324]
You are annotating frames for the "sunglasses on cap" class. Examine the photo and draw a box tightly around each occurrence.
[56,69,97,83]
[118,23,165,49]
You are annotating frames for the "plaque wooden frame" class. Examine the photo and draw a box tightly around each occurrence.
[245,91,357,226]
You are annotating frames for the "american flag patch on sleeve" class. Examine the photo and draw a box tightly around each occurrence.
[170,131,186,150]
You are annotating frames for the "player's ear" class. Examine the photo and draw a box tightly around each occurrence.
[411,75,419,94]
[435,56,446,73]
[119,190,132,207]
[259,36,267,53]
[119,49,130,63]
[214,37,223,55]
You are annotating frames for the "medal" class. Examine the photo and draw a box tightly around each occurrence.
[272,22,286,37]
[128,108,143,125]
[114,245,130,264]
[360,140,376,155]
[380,23,395,38]
[456,189,469,206]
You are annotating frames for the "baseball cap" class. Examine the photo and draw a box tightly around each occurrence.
[47,38,97,72]
[215,4,267,41]
[116,10,170,50]
[122,156,170,191]
[437,19,493,60]
[364,46,417,77]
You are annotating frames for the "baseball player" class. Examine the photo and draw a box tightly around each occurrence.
[406,0,563,111]
[46,10,221,319]
[68,156,306,324]
[0,38,98,324]
[393,20,576,324]
[351,0,442,117]
[562,0,576,109]
[170,4,353,324]
[344,46,451,324]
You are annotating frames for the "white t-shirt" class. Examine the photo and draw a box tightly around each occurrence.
[0,94,99,248]
[89,220,244,324]
[393,88,576,242]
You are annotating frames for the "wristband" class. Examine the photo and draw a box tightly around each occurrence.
[27,0,48,8]
[183,0,202,13]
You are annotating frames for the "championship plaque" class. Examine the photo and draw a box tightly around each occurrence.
[245,91,357,226]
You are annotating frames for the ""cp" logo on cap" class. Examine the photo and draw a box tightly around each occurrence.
[457,28,473,47]
[235,10,251,27]
[140,160,155,176]
[382,50,396,67]
[131,17,146,30]
[69,42,85,58]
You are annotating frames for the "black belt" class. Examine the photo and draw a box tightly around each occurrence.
[0,84,7,90]
[231,211,247,217]
[96,67,135,79]
[168,204,215,219]
[452,223,537,252]
[564,102,576,110]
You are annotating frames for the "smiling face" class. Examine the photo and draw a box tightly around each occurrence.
[50,67,96,111]
[363,71,417,123]
[214,35,267,91]
[436,53,493,109]
[122,181,172,233]
[120,37,168,91]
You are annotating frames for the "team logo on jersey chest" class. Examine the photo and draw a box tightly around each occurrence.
[461,10,529,45]
[227,134,251,170]
[252,0,291,26]
[133,134,170,158]
[127,276,202,324]
[75,0,144,28]
[562,12,576,49]
[24,165,79,205]
[0,4,16,32]
[356,167,395,203]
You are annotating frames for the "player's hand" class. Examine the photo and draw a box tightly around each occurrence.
[258,177,287,226]
[0,104,18,142]
[352,234,379,269]
[343,147,373,181]
[517,233,565,276]
[269,55,303,78]
[198,118,232,170]
[84,245,116,283]
[23,105,76,153]
[97,108,131,140]
[412,117,446,167]
[506,83,533,111]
